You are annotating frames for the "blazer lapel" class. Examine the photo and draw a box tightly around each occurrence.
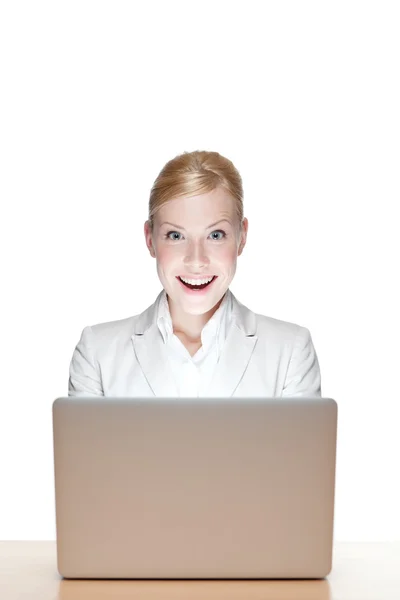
[131,291,177,397]
[132,325,178,397]
[204,292,258,397]
[131,289,258,398]
[204,327,258,397]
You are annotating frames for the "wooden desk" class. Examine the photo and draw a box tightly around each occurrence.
[1,541,399,599]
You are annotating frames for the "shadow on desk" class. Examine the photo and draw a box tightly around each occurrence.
[57,577,331,600]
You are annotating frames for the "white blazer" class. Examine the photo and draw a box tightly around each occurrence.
[68,289,322,398]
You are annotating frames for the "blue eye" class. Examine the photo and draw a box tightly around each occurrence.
[210,230,225,240]
[166,231,181,241]
[165,230,226,241]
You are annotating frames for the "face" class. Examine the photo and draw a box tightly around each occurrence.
[144,186,248,321]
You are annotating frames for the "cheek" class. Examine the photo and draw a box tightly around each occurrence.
[154,242,169,259]
[215,246,238,265]
[155,245,178,267]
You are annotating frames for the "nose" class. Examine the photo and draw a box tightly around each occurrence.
[183,240,210,270]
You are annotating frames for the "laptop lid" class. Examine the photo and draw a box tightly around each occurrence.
[52,397,337,579]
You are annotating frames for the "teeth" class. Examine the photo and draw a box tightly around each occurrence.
[179,276,214,285]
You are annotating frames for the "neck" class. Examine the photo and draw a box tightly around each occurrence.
[167,293,225,341]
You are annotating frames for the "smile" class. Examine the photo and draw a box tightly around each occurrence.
[176,276,217,293]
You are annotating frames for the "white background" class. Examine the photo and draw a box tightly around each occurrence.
[0,1,399,541]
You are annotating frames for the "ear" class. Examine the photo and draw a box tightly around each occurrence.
[144,220,156,258]
[237,217,248,256]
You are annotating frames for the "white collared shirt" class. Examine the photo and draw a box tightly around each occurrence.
[157,289,233,397]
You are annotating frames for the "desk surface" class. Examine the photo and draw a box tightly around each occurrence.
[1,541,399,599]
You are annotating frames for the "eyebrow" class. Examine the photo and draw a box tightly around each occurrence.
[160,219,232,230]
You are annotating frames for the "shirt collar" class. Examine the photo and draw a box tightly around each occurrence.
[157,289,232,356]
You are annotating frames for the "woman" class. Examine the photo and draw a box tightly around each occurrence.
[68,150,321,398]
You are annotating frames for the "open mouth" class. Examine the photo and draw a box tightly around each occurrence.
[177,276,217,291]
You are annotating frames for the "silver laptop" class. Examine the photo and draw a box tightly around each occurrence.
[52,397,337,579]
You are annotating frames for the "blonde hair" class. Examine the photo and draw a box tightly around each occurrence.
[148,150,244,234]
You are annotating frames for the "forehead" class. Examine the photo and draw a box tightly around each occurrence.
[157,187,236,225]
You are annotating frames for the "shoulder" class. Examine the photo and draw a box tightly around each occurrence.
[255,311,305,335]
[85,314,138,347]
[254,311,310,347]
[232,291,309,345]
[88,290,161,341]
